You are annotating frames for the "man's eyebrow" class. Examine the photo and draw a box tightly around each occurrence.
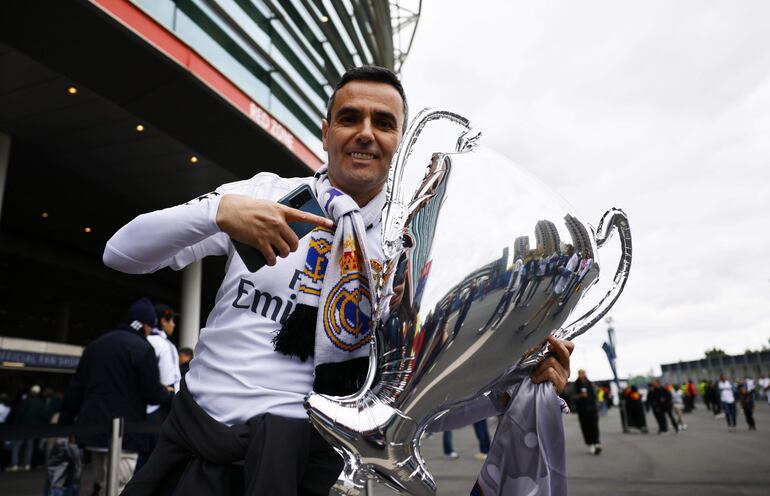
[334,106,360,117]
[373,110,398,122]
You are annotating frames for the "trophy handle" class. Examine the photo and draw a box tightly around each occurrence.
[519,208,632,367]
[382,108,480,259]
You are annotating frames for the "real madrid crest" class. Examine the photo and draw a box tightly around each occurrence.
[323,236,372,351]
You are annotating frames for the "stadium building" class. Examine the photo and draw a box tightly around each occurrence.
[0,0,421,395]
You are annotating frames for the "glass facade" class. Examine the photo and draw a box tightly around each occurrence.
[130,0,420,158]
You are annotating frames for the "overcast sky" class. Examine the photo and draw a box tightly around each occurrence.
[399,0,770,380]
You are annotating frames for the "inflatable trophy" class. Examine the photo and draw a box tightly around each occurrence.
[306,109,632,495]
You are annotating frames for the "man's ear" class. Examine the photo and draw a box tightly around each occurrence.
[321,119,329,151]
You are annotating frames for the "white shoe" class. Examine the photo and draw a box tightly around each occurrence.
[589,444,596,454]
[473,452,488,461]
[21,465,30,471]
[444,451,459,459]
[5,465,18,472]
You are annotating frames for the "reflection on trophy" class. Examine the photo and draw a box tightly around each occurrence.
[306,109,632,495]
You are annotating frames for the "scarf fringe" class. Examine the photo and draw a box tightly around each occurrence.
[273,303,317,362]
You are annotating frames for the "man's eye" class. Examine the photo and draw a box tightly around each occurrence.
[378,119,396,128]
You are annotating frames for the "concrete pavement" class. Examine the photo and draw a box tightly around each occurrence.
[371,401,770,495]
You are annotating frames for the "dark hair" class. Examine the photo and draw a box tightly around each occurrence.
[326,65,408,130]
[179,347,194,357]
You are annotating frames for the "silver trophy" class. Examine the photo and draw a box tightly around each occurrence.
[306,109,632,495]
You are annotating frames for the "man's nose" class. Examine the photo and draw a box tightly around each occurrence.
[355,118,374,143]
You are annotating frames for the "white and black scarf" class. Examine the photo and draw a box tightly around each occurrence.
[273,167,385,393]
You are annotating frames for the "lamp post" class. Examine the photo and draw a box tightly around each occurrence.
[602,317,627,432]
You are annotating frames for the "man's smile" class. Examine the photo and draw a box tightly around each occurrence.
[349,151,377,160]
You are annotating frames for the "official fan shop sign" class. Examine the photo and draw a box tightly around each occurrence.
[0,349,79,371]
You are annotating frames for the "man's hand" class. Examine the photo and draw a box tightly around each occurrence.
[216,194,333,266]
[530,336,575,395]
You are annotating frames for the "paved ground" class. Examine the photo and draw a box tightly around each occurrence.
[379,401,770,495]
[3,402,769,495]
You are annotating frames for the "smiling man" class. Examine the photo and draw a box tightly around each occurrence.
[103,66,572,495]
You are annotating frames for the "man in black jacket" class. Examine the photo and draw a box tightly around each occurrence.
[60,297,171,495]
[647,380,678,434]
[574,369,602,455]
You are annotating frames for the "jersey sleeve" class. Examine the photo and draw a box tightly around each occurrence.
[102,181,249,274]
[155,340,179,388]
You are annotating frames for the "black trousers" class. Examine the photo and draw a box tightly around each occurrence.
[743,408,756,429]
[577,410,600,445]
[665,407,679,432]
[652,409,668,432]
[123,379,343,496]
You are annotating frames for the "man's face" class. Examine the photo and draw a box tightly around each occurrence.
[322,80,404,206]
[160,317,175,336]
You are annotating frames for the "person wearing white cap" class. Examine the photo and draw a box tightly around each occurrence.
[7,385,48,471]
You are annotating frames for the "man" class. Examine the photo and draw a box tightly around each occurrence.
[647,380,678,434]
[573,369,601,454]
[718,374,737,430]
[136,304,181,470]
[8,385,49,471]
[59,298,170,495]
[759,372,770,407]
[147,304,181,397]
[104,66,573,495]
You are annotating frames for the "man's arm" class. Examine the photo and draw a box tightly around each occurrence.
[103,191,228,274]
[104,177,331,273]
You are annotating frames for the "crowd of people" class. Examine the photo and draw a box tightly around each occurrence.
[569,371,767,453]
[0,386,64,471]
[0,301,193,491]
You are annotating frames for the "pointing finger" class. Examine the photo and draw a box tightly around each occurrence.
[281,205,333,228]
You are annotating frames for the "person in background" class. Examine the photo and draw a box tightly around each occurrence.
[7,385,49,471]
[0,393,11,424]
[671,384,686,430]
[759,373,770,407]
[574,369,601,454]
[136,304,182,471]
[685,379,697,412]
[473,419,491,461]
[647,380,678,434]
[59,298,171,495]
[739,385,756,431]
[623,386,648,433]
[442,430,458,459]
[178,347,194,376]
[718,374,737,431]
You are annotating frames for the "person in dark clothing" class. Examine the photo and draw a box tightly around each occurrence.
[574,369,601,454]
[739,385,756,430]
[60,298,171,495]
[646,380,678,434]
[623,386,648,433]
[8,385,50,471]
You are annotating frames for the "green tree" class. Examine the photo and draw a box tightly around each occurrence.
[705,347,727,358]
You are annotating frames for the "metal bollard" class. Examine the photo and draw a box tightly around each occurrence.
[365,479,375,495]
[106,417,124,496]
